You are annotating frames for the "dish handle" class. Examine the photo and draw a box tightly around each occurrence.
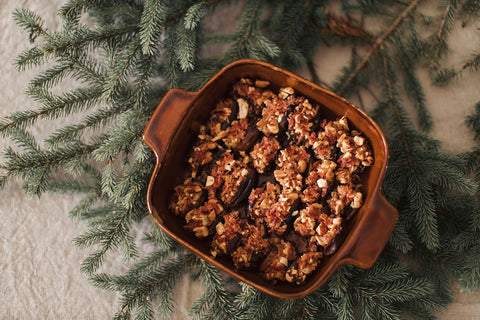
[143,89,197,160]
[343,193,398,269]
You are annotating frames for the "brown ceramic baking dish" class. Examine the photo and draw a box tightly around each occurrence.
[143,59,398,299]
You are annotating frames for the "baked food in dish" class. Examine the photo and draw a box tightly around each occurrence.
[169,77,374,285]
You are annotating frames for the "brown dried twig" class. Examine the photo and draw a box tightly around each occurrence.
[336,0,423,96]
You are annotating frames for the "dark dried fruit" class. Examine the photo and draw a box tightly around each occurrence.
[221,166,257,207]
[234,125,260,152]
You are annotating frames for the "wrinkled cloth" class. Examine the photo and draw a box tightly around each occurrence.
[1,1,480,319]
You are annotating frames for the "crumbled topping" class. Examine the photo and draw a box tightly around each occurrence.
[207,99,237,137]
[250,136,281,173]
[264,191,299,235]
[248,182,282,221]
[260,239,296,282]
[256,97,291,135]
[276,145,311,173]
[285,251,323,284]
[211,211,244,257]
[301,160,337,204]
[184,199,223,238]
[288,99,319,144]
[220,161,252,205]
[168,77,374,285]
[293,204,327,237]
[314,214,343,251]
[169,179,204,216]
[232,223,271,270]
[222,119,249,150]
[327,184,363,216]
[189,141,218,177]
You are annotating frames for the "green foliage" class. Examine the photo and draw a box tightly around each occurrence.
[2,0,480,319]
[455,102,480,290]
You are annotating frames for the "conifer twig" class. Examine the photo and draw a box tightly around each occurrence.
[382,52,413,170]
[337,0,422,95]
[438,3,453,39]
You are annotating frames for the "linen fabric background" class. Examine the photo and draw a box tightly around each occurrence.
[1,0,480,318]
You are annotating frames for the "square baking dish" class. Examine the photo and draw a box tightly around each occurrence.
[143,59,398,299]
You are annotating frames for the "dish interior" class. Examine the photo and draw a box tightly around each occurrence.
[148,61,387,297]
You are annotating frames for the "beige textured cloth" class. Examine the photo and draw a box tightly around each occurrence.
[1,1,480,319]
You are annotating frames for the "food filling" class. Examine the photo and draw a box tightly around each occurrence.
[169,78,374,284]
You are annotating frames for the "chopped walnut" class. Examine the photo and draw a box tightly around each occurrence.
[248,182,282,221]
[232,223,270,269]
[285,251,323,284]
[250,136,281,173]
[294,204,328,237]
[184,198,223,238]
[314,214,343,251]
[211,211,244,257]
[260,239,296,282]
[278,87,294,100]
[169,179,204,216]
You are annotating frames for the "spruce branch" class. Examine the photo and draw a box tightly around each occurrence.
[437,1,458,41]
[139,0,168,56]
[381,51,414,171]
[1,139,100,196]
[462,51,480,72]
[184,2,208,30]
[12,8,47,43]
[323,9,373,42]
[77,204,138,274]
[336,0,422,96]
[395,36,432,131]
[102,38,142,101]
[0,86,103,138]
[27,61,75,89]
[115,253,197,319]
[14,25,140,71]
[426,0,458,73]
[189,259,238,320]
[45,102,131,147]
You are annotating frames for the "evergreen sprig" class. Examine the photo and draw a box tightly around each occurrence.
[3,0,480,319]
